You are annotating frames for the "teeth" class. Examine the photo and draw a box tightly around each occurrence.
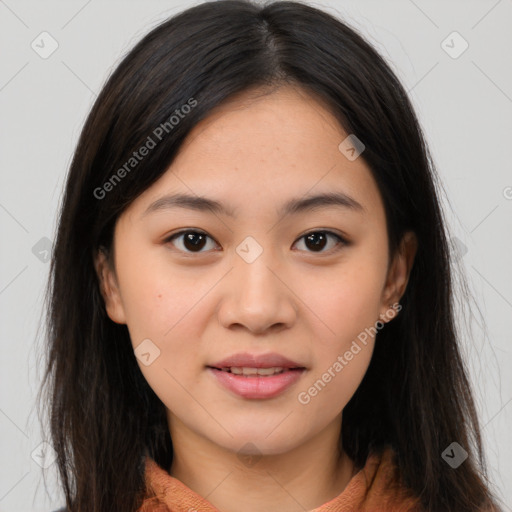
[223,366,287,376]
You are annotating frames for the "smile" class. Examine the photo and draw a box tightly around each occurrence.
[207,366,306,399]
[215,366,298,376]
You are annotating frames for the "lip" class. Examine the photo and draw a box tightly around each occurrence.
[209,352,304,369]
[207,367,306,399]
[206,352,307,400]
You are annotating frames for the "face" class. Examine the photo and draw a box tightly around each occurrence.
[95,85,416,457]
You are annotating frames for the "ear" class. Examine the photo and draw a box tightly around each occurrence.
[93,247,127,324]
[379,231,417,321]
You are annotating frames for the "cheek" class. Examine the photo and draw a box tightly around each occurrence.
[294,251,386,410]
[297,341,374,417]
[117,253,203,345]
[117,261,214,396]
[301,254,387,346]
[296,275,381,417]
[125,279,205,412]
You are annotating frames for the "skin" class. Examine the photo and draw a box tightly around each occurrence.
[95,84,417,512]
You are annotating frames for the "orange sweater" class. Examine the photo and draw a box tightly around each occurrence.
[137,447,422,512]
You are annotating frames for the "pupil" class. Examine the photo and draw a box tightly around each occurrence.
[184,232,206,251]
[305,232,327,251]
[181,232,328,252]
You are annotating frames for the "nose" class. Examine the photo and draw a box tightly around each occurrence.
[216,250,298,335]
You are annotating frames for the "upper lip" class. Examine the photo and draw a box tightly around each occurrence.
[208,352,305,369]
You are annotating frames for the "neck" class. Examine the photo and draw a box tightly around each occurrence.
[168,414,355,512]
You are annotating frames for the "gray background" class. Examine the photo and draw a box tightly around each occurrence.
[1,0,511,510]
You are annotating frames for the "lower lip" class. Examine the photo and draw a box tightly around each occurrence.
[207,367,305,399]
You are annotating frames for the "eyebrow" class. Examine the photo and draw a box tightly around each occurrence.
[142,191,365,219]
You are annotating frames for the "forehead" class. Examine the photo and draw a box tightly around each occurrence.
[127,85,384,222]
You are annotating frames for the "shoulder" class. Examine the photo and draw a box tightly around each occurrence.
[361,446,423,511]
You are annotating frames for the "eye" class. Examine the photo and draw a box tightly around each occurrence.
[164,229,347,255]
[165,230,218,253]
[293,230,347,254]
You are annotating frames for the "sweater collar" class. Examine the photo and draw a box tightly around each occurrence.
[138,447,421,512]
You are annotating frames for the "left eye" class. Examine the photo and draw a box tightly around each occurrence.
[165,230,346,254]
[293,230,346,253]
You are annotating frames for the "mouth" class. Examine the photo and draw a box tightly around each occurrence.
[207,366,305,376]
[206,366,307,399]
[206,352,307,399]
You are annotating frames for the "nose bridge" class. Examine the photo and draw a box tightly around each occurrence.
[234,236,282,309]
[217,234,297,333]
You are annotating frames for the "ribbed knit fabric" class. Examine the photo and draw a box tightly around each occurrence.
[137,447,422,512]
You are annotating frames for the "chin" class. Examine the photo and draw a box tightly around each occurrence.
[212,426,304,457]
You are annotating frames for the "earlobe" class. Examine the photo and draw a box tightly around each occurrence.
[93,248,127,324]
[379,231,418,321]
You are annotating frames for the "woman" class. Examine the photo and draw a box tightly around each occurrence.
[40,1,503,510]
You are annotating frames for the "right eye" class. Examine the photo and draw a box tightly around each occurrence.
[164,230,219,254]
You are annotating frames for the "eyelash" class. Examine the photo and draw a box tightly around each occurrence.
[163,229,348,255]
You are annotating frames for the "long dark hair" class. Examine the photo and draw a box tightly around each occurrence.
[37,1,503,510]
